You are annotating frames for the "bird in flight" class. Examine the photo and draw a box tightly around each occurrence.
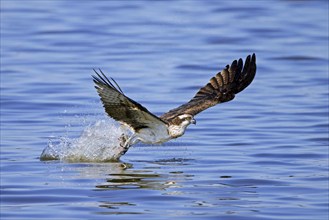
[93,54,256,155]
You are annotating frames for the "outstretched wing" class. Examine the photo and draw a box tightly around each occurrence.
[160,53,256,122]
[93,69,168,131]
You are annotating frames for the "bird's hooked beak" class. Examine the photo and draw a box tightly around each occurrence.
[191,118,196,125]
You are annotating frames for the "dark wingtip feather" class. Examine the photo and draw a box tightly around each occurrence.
[91,69,124,95]
[191,53,256,102]
[236,53,256,93]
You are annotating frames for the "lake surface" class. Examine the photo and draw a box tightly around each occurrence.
[1,0,328,219]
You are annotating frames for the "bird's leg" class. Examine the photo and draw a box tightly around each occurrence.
[119,134,140,155]
[118,133,129,155]
[118,125,132,155]
[119,133,128,147]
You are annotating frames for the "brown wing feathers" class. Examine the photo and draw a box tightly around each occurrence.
[160,54,256,121]
[93,54,256,127]
[93,69,167,130]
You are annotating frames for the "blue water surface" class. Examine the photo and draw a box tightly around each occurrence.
[1,0,328,219]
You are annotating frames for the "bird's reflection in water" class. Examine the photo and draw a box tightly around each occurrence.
[66,158,262,216]
[89,158,194,214]
[95,157,194,191]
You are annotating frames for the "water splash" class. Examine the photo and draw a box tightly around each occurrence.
[40,119,127,162]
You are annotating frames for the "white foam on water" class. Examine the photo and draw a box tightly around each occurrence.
[40,119,128,162]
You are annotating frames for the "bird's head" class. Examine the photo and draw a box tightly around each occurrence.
[168,114,196,138]
[177,114,196,127]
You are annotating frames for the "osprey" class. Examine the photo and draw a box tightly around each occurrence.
[93,54,256,155]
